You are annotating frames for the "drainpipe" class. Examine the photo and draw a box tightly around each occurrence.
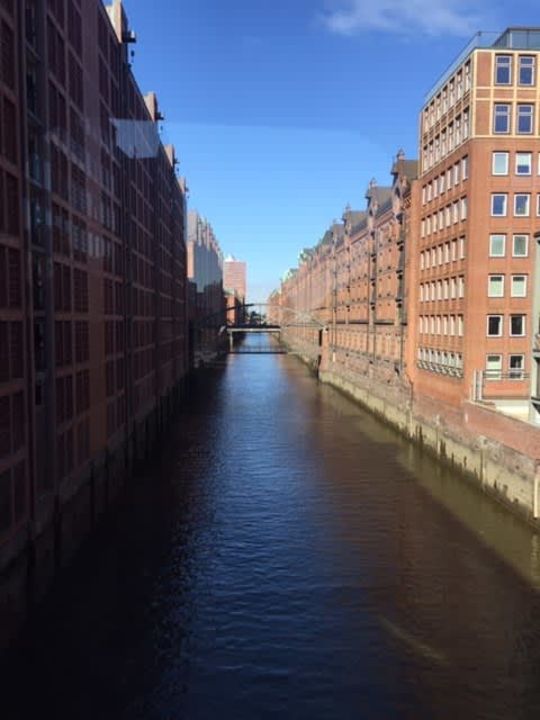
[534,466,540,519]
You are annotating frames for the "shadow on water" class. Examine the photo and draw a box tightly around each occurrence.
[2,336,540,720]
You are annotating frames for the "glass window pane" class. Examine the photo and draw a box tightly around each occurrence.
[510,315,525,335]
[516,152,532,175]
[492,194,507,215]
[509,355,524,379]
[493,152,508,174]
[488,275,504,296]
[513,235,528,256]
[517,105,534,133]
[486,354,502,380]
[495,56,512,84]
[489,234,505,256]
[487,316,502,335]
[494,104,510,133]
[519,56,535,85]
[511,275,527,297]
[514,194,530,216]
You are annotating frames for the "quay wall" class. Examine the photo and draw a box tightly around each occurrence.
[0,379,188,655]
[283,331,540,526]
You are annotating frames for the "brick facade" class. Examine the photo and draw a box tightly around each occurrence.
[0,0,188,588]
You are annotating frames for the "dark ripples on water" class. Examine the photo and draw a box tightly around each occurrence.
[4,335,540,719]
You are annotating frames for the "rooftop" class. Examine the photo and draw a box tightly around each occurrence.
[425,27,540,104]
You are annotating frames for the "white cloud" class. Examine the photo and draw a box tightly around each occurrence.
[321,0,486,37]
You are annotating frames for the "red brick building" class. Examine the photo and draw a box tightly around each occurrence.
[410,28,540,422]
[224,256,247,304]
[274,152,417,383]
[0,0,188,642]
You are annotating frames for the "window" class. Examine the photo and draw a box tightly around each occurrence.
[462,156,469,179]
[517,105,534,134]
[510,315,525,336]
[489,234,505,257]
[516,152,532,175]
[519,56,535,85]
[460,197,467,221]
[492,152,509,175]
[514,193,530,216]
[511,275,527,297]
[509,354,525,379]
[537,194,540,217]
[495,55,512,84]
[488,274,504,297]
[487,315,503,336]
[494,104,511,133]
[486,354,502,380]
[463,110,470,139]
[491,194,507,216]
[511,235,528,257]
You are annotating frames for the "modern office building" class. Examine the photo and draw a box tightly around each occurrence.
[0,0,188,644]
[410,28,540,421]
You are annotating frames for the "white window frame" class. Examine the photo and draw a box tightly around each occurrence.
[493,104,511,133]
[486,354,503,380]
[518,55,535,86]
[509,315,526,337]
[512,234,529,257]
[508,354,525,379]
[516,104,534,135]
[491,193,507,216]
[514,193,530,217]
[489,234,506,257]
[510,275,527,297]
[515,152,532,176]
[495,55,512,85]
[488,274,504,297]
[492,151,509,175]
[487,315,503,337]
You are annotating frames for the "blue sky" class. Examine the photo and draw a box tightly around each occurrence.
[122,0,537,301]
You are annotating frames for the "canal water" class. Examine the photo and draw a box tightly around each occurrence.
[4,335,540,719]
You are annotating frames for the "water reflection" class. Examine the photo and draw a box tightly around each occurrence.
[3,336,540,719]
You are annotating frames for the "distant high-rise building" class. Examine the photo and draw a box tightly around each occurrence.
[224,257,247,304]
